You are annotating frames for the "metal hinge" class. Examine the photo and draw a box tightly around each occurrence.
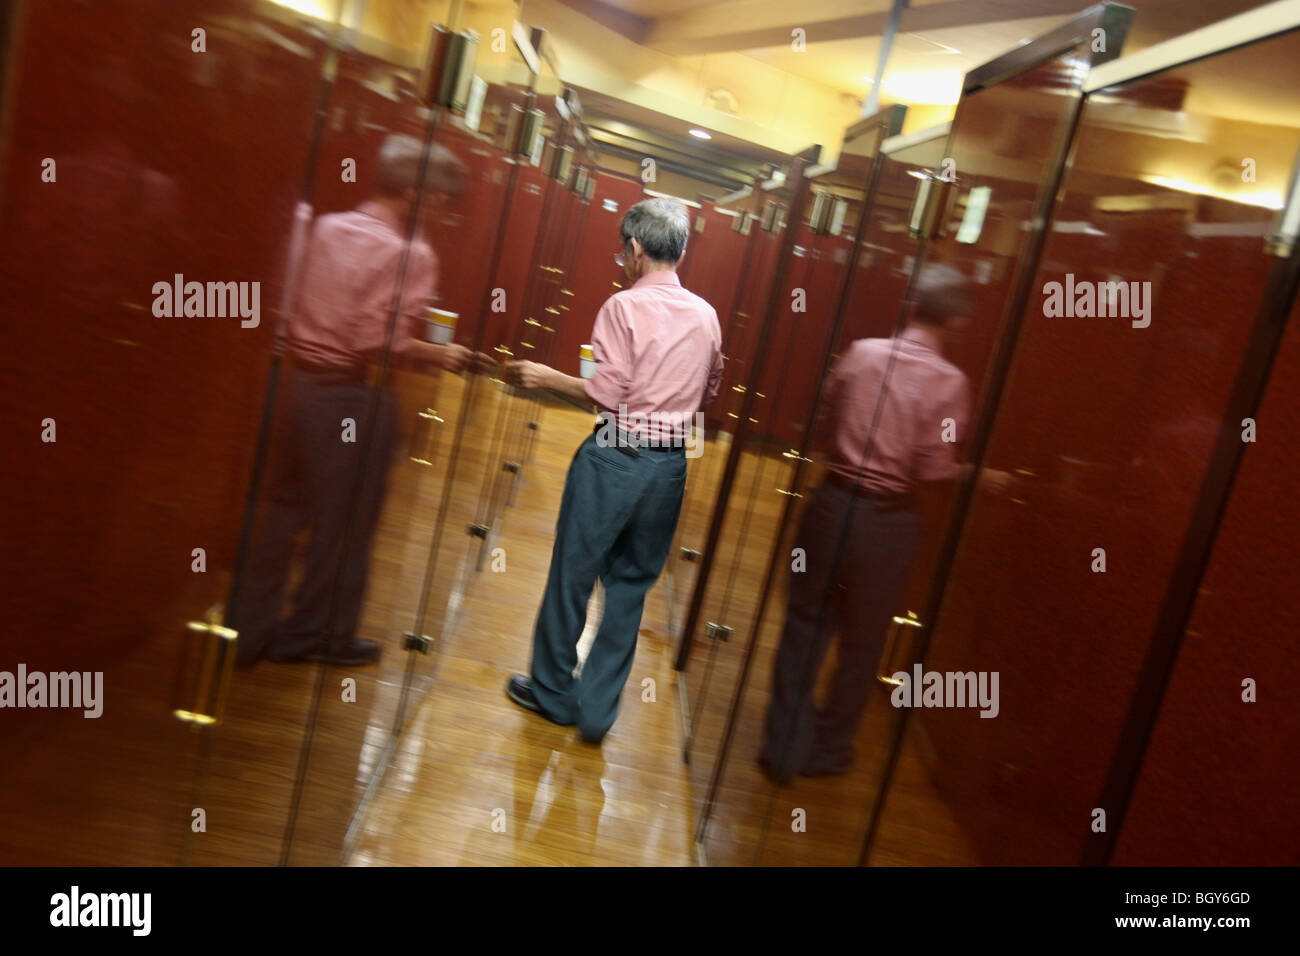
[403,632,432,654]
[705,622,732,643]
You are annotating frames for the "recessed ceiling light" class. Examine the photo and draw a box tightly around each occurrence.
[689,128,712,140]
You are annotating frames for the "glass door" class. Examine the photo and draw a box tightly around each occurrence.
[674,109,907,864]
[667,143,824,803]
[279,9,558,864]
[863,11,1300,865]
[662,178,767,645]
[0,0,342,864]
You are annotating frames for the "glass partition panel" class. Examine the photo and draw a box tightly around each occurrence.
[687,3,1134,863]
[662,184,766,641]
[278,4,540,864]
[1115,286,1300,866]
[673,162,804,745]
[681,118,902,863]
[0,0,340,863]
[867,25,1300,866]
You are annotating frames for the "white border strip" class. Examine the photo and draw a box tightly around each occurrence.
[881,122,951,157]
[1086,0,1300,93]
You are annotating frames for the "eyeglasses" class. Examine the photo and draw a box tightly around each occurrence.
[613,251,626,268]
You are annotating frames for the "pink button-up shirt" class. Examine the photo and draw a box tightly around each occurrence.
[819,326,970,494]
[586,270,723,443]
[289,200,437,368]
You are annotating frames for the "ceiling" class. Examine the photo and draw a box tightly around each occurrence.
[552,0,1281,106]
[542,0,1300,196]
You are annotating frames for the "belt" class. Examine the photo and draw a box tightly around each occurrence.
[286,352,369,385]
[825,470,913,505]
[593,421,685,456]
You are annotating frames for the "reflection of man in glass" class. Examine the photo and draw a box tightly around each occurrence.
[503,198,724,743]
[233,134,472,666]
[761,262,972,782]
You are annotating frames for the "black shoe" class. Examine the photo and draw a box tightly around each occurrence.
[311,639,381,665]
[270,638,381,666]
[506,674,574,726]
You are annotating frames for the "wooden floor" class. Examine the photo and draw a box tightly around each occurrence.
[342,380,698,866]
[1,368,976,866]
[661,419,975,866]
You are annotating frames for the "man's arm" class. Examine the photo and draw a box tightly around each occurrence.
[702,315,724,410]
[395,246,480,372]
[407,338,474,372]
[507,297,625,406]
[508,361,592,404]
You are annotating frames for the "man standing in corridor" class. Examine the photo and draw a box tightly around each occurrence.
[504,197,723,744]
[233,134,473,667]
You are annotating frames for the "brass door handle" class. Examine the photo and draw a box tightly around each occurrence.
[174,618,237,727]
[877,611,922,685]
[410,408,443,466]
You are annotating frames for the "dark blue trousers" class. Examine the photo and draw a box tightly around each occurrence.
[232,369,398,664]
[529,432,686,741]
[762,481,922,779]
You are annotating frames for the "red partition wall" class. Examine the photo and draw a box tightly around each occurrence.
[868,30,1300,864]
[0,0,333,862]
[480,159,548,354]
[427,128,511,337]
[308,57,421,216]
[533,168,592,371]
[837,143,943,346]
[751,222,813,445]
[678,203,749,335]
[1111,291,1300,866]
[552,171,644,376]
[712,224,780,430]
[757,225,859,447]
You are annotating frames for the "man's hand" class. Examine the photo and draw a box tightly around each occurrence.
[438,343,473,373]
[506,360,553,390]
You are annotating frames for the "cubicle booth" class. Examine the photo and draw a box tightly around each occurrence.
[4,0,1297,868]
[672,0,1300,866]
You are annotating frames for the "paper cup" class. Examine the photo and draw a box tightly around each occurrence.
[425,308,458,345]
[579,344,598,379]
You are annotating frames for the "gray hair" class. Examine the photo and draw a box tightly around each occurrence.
[908,261,972,327]
[620,197,691,263]
[376,133,468,198]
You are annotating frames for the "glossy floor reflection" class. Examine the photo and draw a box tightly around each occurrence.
[347,398,696,866]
